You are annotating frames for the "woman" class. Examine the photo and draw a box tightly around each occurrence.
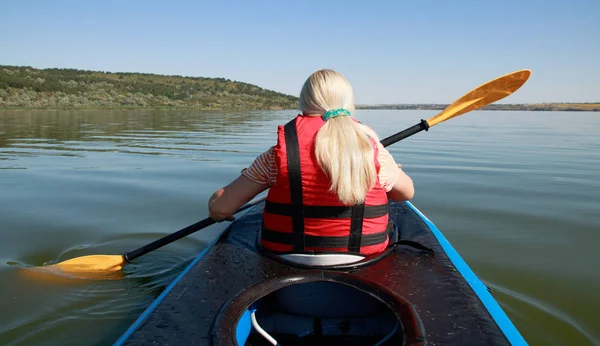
[208,69,414,255]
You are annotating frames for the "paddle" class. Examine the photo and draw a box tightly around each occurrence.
[36,69,531,276]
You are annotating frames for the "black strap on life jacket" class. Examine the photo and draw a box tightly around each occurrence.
[262,118,389,252]
[263,201,389,218]
[260,228,389,248]
[348,204,365,252]
[283,118,305,250]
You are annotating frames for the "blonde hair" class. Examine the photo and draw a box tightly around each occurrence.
[299,69,377,205]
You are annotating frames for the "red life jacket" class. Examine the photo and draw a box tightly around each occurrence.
[260,114,390,255]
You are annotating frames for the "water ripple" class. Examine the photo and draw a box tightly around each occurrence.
[488,282,599,346]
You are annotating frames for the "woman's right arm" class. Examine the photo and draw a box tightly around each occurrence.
[375,141,415,202]
[386,166,414,201]
[207,146,276,220]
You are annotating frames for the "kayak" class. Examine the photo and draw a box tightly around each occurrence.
[113,200,527,345]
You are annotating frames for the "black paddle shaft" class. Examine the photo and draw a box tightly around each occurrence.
[123,198,260,262]
[380,119,429,147]
[123,119,430,262]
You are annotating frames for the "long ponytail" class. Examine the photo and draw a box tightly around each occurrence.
[299,69,376,205]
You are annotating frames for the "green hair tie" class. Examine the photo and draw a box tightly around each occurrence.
[322,108,352,121]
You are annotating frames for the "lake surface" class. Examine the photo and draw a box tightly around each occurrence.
[0,109,598,345]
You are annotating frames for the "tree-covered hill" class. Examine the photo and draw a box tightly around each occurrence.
[0,65,298,109]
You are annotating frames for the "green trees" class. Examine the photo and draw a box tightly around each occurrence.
[0,65,298,109]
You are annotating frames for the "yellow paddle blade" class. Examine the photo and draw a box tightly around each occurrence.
[427,69,531,127]
[21,264,125,282]
[38,254,126,275]
[51,254,125,272]
[52,254,125,271]
[18,255,126,281]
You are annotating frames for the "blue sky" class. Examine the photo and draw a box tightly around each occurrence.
[1,0,598,104]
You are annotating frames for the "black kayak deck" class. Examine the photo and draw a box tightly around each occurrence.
[114,201,527,345]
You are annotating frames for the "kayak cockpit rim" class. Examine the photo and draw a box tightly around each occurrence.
[212,273,426,346]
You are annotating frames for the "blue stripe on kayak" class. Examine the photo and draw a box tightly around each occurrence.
[113,227,229,346]
[235,309,252,345]
[406,201,528,346]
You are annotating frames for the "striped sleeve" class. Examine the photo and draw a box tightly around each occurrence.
[376,141,401,192]
[241,146,277,186]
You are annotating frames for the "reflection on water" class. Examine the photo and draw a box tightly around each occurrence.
[0,109,599,345]
[0,109,280,161]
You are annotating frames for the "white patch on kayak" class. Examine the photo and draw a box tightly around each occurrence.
[278,253,366,266]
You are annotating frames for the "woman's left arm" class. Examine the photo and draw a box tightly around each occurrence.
[208,175,270,221]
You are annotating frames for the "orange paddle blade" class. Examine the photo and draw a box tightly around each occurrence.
[19,255,126,281]
[48,254,125,273]
[427,69,531,127]
[21,264,125,281]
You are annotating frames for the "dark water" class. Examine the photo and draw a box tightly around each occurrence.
[0,109,598,345]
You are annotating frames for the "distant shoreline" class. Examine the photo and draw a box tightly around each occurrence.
[0,65,297,110]
[357,103,600,112]
[2,103,598,112]
[0,106,288,111]
[2,65,598,112]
